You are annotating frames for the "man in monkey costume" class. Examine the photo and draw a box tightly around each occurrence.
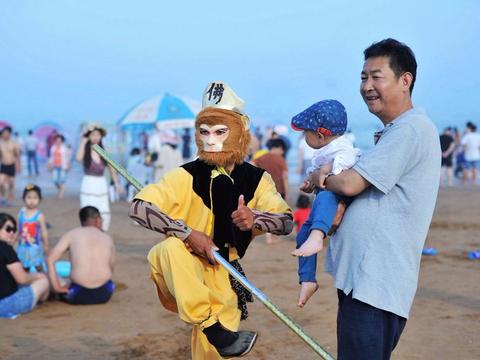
[129,81,293,359]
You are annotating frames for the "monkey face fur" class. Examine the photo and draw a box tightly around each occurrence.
[195,108,251,167]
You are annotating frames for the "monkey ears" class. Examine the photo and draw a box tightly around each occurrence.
[241,115,250,130]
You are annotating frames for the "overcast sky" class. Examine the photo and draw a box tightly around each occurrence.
[0,0,479,147]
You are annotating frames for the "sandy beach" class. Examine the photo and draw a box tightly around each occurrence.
[1,183,479,360]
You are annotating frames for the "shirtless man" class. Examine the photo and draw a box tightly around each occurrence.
[47,206,116,304]
[0,127,21,205]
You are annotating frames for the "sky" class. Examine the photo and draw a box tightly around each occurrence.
[0,0,479,148]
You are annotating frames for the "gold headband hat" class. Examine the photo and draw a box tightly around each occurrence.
[201,81,250,130]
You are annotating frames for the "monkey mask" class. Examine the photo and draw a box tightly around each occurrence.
[195,81,251,168]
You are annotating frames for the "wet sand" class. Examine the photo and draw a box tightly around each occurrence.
[1,186,479,359]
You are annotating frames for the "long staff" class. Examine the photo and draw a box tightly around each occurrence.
[93,144,335,360]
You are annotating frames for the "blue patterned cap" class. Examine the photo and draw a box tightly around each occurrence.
[291,99,347,136]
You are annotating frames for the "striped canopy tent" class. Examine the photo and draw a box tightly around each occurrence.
[118,93,200,130]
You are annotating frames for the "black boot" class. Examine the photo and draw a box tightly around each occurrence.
[203,322,258,358]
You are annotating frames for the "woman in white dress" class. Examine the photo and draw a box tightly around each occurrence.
[76,124,121,231]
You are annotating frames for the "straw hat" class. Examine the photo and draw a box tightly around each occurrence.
[83,123,107,137]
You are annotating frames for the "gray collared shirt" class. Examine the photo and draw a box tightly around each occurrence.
[325,108,441,318]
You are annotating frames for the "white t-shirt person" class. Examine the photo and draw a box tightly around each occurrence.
[461,131,480,162]
[326,108,440,319]
[25,134,38,152]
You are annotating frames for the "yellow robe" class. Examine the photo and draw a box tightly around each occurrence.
[135,165,291,359]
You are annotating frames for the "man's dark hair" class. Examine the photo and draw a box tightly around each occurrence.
[130,147,141,156]
[1,126,12,135]
[467,121,477,132]
[79,206,101,226]
[267,138,286,152]
[364,38,417,93]
[28,130,33,135]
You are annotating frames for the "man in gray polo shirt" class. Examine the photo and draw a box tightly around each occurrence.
[322,39,440,359]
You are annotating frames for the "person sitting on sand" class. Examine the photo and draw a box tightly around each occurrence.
[47,206,116,305]
[0,213,49,318]
[290,100,360,307]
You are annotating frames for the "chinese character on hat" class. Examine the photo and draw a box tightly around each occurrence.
[202,81,245,115]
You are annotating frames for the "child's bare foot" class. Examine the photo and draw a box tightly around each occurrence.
[297,281,319,307]
[291,230,324,257]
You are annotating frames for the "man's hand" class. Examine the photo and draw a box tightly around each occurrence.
[318,173,328,190]
[310,163,333,188]
[231,195,254,231]
[332,201,346,228]
[327,200,347,236]
[184,229,219,265]
[54,284,69,294]
[299,179,315,193]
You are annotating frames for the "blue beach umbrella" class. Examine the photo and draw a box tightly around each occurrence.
[118,93,200,130]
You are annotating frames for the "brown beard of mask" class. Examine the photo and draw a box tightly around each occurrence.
[195,108,251,167]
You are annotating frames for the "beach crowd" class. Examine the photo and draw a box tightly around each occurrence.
[1,38,480,360]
